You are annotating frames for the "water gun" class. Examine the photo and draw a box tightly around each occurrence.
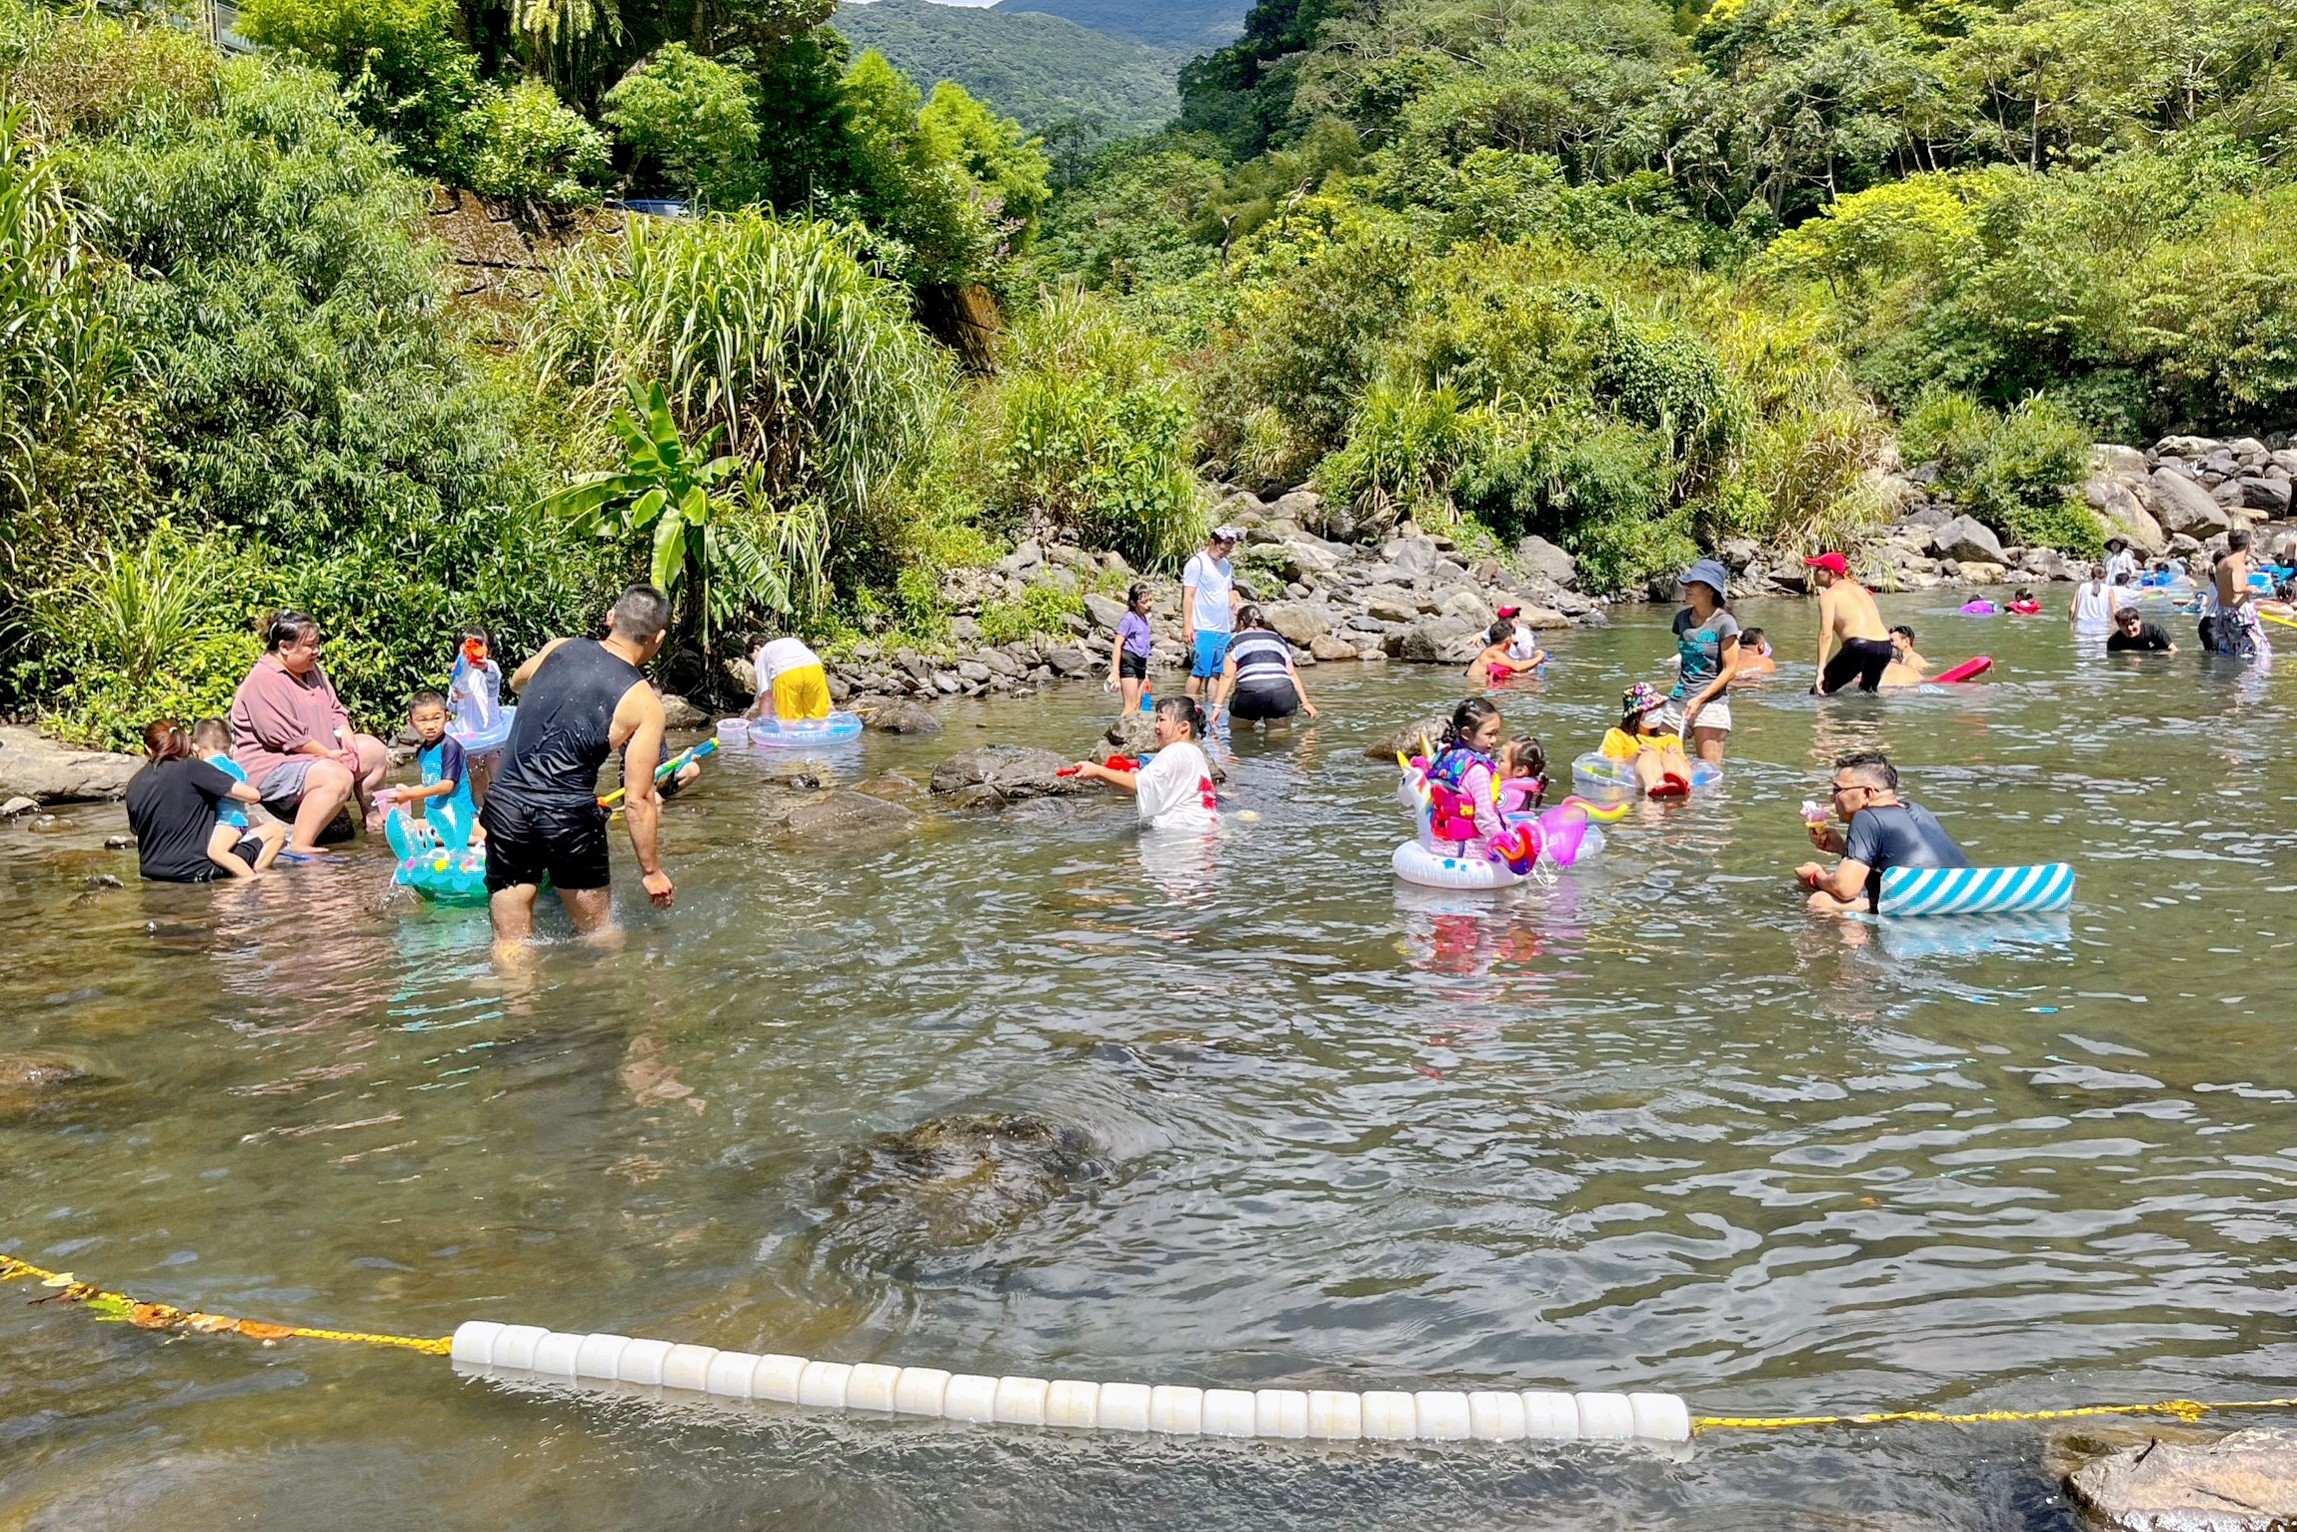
[599,737,719,808]
[1057,755,1140,778]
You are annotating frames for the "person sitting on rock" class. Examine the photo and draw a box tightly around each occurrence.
[1795,750,1969,916]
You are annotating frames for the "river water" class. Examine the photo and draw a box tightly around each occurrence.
[3,593,2294,1529]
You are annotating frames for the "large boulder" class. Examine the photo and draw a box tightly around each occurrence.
[1384,536,1441,581]
[1276,539,1343,582]
[1393,613,1482,664]
[0,727,140,804]
[1935,514,2008,566]
[2240,475,2293,516]
[1308,633,1361,661]
[1263,601,1333,646]
[2067,1427,2297,1531]
[1365,713,1454,761]
[1081,592,1130,632]
[2150,467,2234,537]
[767,790,920,850]
[1515,535,1578,588]
[929,745,1079,806]
[2092,443,2150,478]
[2086,474,2168,556]
[850,697,943,736]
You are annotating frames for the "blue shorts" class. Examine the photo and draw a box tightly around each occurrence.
[1191,631,1231,680]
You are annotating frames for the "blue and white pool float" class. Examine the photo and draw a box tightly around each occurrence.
[1569,752,1721,804]
[1878,863,2075,916]
[720,712,864,748]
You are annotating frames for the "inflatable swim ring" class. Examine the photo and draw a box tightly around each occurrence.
[1878,862,2075,916]
[1569,752,1721,804]
[1392,839,1524,890]
[449,703,516,756]
[384,809,490,906]
[1959,599,1999,615]
[720,712,864,748]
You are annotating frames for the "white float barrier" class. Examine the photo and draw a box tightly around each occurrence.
[447,1322,1692,1446]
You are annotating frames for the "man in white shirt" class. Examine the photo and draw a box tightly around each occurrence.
[1180,527,1242,702]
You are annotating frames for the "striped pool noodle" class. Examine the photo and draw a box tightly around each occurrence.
[1879,863,2075,917]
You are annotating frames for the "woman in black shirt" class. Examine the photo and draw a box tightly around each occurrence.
[123,719,278,882]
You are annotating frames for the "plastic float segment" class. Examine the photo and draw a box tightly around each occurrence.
[941,1373,1000,1424]
[451,1321,504,1365]
[659,1344,719,1394]
[1254,1389,1310,1439]
[1414,1392,1472,1440]
[1306,1390,1363,1440]
[993,1377,1050,1426]
[573,1334,632,1381]
[891,1367,951,1417]
[1360,1390,1417,1440]
[1574,1392,1637,1440]
[1098,1382,1153,1432]
[1201,1388,1257,1438]
[1045,1380,1100,1430]
[617,1338,674,1387]
[1467,1390,1526,1441]
[750,1354,807,1404]
[1629,1393,1692,1443]
[489,1324,550,1372]
[796,1361,853,1409]
[1522,1391,1579,1439]
[845,1363,901,1412]
[1149,1385,1205,1435]
[705,1350,762,1399]
[530,1331,585,1377]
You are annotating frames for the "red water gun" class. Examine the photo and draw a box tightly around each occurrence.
[1058,754,1140,778]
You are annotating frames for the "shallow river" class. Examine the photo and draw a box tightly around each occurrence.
[4,593,2296,1530]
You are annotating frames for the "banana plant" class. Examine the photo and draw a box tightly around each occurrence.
[540,378,741,646]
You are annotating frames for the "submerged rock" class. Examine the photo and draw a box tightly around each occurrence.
[830,1112,1102,1248]
[2067,1427,2297,1531]
[767,791,919,850]
[0,1051,94,1114]
[1365,713,1454,762]
[929,745,1078,806]
[851,697,943,736]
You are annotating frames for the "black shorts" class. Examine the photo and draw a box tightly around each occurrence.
[1821,637,1895,694]
[1228,681,1301,721]
[480,796,611,893]
[1118,650,1149,681]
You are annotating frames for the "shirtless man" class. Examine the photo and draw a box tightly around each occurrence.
[1805,552,1893,694]
[1879,624,1928,688]
[2202,528,2271,660]
[480,583,677,947]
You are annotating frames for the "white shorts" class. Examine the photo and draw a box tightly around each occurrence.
[1662,697,1732,735]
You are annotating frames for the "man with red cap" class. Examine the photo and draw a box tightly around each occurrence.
[1805,551,1894,694]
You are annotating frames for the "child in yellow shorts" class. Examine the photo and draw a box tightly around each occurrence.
[1601,682,1692,798]
[751,636,831,723]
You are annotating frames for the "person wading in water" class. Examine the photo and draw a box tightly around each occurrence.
[1805,552,1894,694]
[481,584,676,947]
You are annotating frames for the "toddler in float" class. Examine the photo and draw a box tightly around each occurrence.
[1601,683,1692,798]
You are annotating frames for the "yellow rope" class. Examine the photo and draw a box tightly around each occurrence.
[1695,1397,2297,1434]
[0,1252,452,1356]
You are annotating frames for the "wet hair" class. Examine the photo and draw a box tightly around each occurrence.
[1438,697,1502,752]
[261,610,320,651]
[1504,736,1546,780]
[1486,619,1513,646]
[2229,528,2253,553]
[1890,624,1916,644]
[2118,605,2145,624]
[1235,603,1270,631]
[1834,750,1897,792]
[1153,695,1205,739]
[1126,581,1153,614]
[409,689,448,713]
[610,583,672,639]
[1740,626,1767,648]
[190,717,230,752]
[2015,587,2035,600]
[142,718,194,762]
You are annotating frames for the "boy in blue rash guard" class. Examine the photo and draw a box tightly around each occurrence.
[398,691,479,844]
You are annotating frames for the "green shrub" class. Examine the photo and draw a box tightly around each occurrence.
[1313,382,1473,522]
[235,0,479,171]
[975,581,1078,645]
[1899,388,2100,555]
[444,79,610,208]
[601,44,759,206]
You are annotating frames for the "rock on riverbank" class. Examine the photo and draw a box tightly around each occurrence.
[2067,1427,2297,1531]
[0,727,140,806]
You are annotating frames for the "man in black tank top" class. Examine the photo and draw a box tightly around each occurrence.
[480,584,677,945]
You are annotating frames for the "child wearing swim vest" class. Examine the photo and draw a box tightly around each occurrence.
[1425,698,1505,845]
[1601,683,1692,798]
[1498,736,1546,817]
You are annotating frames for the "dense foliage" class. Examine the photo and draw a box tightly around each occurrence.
[832,0,1180,155]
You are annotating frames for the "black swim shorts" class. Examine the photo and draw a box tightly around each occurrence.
[479,796,611,893]
[1119,650,1149,681]
[1228,681,1302,721]
[1820,636,1895,694]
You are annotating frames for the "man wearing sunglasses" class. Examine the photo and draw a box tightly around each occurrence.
[1794,751,1967,915]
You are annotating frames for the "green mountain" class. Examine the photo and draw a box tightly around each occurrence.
[993,0,1242,56]
[836,0,1181,141]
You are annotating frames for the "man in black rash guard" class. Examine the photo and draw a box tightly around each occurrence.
[481,584,676,946]
[1794,750,1968,915]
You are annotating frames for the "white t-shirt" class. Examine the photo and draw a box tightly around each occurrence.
[1133,741,1219,831]
[1505,625,1542,662]
[1182,553,1235,636]
[2105,549,2139,583]
[756,637,822,683]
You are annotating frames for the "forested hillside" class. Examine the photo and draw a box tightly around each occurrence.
[836,0,1179,146]
[993,0,1243,53]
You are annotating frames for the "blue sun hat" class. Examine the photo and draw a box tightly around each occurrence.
[1682,557,1731,601]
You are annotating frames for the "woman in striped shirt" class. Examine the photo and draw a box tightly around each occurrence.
[1212,605,1319,726]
